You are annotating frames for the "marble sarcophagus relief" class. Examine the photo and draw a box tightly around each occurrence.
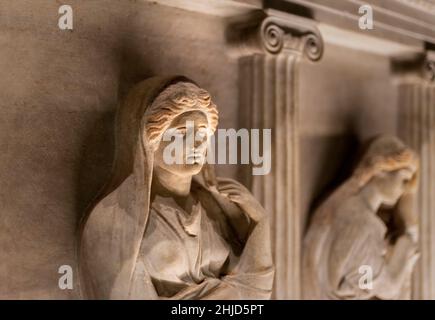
[3,0,435,301]
[77,76,274,299]
[303,136,420,300]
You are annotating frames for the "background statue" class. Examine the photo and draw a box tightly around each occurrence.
[303,135,420,300]
[77,76,274,299]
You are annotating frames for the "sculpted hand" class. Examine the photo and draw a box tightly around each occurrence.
[395,234,420,270]
[216,178,265,223]
[397,174,419,235]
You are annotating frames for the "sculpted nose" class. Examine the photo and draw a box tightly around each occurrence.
[194,133,207,148]
[194,137,203,148]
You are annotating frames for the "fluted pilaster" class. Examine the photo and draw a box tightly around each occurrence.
[398,55,435,299]
[235,11,324,299]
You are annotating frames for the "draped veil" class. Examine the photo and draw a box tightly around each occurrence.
[302,136,418,299]
[77,76,274,299]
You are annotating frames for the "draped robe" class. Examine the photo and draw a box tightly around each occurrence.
[77,76,274,299]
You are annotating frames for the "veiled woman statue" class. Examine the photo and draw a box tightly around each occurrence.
[303,135,420,300]
[77,76,274,299]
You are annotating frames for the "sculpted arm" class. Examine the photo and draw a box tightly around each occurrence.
[372,234,418,299]
[374,190,419,299]
[168,178,274,300]
[327,213,418,300]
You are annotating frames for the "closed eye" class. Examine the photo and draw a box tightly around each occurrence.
[175,127,187,135]
[196,128,209,139]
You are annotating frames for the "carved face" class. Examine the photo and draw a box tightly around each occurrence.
[153,110,210,178]
[371,168,414,206]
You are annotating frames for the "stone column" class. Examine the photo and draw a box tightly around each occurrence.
[398,55,435,299]
[233,11,324,299]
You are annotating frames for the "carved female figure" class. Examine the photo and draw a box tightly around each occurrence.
[303,136,419,300]
[78,76,274,299]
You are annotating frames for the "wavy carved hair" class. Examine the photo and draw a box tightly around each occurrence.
[144,82,219,148]
[353,135,419,188]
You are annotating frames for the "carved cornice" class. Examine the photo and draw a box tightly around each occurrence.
[229,11,324,61]
[396,0,435,14]
[272,0,435,47]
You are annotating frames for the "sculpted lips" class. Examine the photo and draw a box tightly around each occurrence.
[186,151,204,164]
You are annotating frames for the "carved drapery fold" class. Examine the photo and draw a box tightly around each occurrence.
[236,11,324,299]
[398,56,435,299]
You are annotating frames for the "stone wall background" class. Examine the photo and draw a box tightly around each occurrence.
[0,0,238,299]
[299,42,398,235]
